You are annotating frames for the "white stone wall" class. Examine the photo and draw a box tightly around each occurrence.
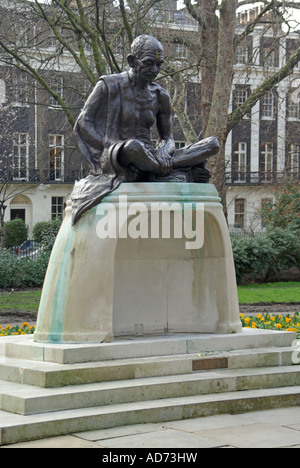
[3,183,73,235]
[227,185,275,233]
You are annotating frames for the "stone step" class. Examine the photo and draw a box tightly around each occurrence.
[0,332,299,445]
[1,365,300,416]
[1,330,296,364]
[0,354,195,388]
[1,385,300,446]
[0,346,298,388]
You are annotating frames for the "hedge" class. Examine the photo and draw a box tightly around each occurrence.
[0,225,299,289]
[4,218,28,249]
[231,227,300,284]
[0,250,50,289]
[0,218,61,289]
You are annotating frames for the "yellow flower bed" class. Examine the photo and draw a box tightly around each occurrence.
[1,314,300,337]
[240,312,300,336]
[0,322,36,336]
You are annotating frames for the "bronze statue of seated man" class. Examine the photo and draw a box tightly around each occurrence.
[72,34,219,224]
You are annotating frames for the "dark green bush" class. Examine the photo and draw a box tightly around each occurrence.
[0,250,50,288]
[32,221,50,243]
[232,227,300,284]
[4,218,28,249]
[32,219,62,246]
[261,182,300,232]
[0,219,61,288]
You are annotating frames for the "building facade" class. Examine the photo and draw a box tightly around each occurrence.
[0,2,299,235]
[226,8,300,232]
[0,69,84,233]
[0,0,87,234]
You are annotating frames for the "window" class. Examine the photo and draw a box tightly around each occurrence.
[10,195,30,224]
[261,91,275,119]
[260,143,274,181]
[236,45,248,65]
[13,133,29,180]
[287,90,300,120]
[0,79,6,107]
[287,144,300,177]
[12,74,29,105]
[262,48,275,68]
[51,196,64,220]
[233,142,247,182]
[173,11,185,24]
[153,7,163,22]
[49,134,64,181]
[49,77,63,108]
[174,43,188,59]
[233,87,250,118]
[287,48,300,71]
[175,141,186,149]
[48,33,57,49]
[10,195,30,205]
[234,199,245,229]
[10,209,25,222]
[234,89,248,108]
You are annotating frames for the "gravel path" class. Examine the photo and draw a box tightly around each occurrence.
[240,303,300,315]
[0,312,37,327]
[0,303,299,329]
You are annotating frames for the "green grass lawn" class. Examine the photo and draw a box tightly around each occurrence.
[0,289,41,314]
[0,282,299,314]
[238,282,300,304]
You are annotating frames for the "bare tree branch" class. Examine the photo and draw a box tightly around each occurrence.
[0,37,76,127]
[227,45,300,133]
[119,0,134,44]
[236,0,276,44]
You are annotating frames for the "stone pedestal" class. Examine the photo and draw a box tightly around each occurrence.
[34,183,242,344]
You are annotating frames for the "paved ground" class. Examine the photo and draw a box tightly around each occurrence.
[1,407,300,448]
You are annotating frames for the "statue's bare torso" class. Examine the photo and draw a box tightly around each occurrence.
[72,34,219,224]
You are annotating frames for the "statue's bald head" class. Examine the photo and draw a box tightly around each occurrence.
[130,35,164,59]
[127,35,164,85]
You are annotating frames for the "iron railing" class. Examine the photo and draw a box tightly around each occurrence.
[5,169,84,184]
[226,171,300,185]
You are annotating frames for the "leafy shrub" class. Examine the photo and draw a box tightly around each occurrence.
[261,182,300,232]
[232,227,300,284]
[32,219,62,250]
[0,219,62,288]
[32,221,50,243]
[0,250,50,288]
[4,218,28,249]
[266,228,300,278]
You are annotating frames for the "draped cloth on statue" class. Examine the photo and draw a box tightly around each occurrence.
[72,72,139,225]
[71,71,218,225]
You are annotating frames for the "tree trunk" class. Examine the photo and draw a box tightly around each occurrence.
[198,0,219,137]
[171,73,198,144]
[0,203,7,249]
[204,0,238,220]
[211,140,228,220]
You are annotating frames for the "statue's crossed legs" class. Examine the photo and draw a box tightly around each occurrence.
[118,137,219,180]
